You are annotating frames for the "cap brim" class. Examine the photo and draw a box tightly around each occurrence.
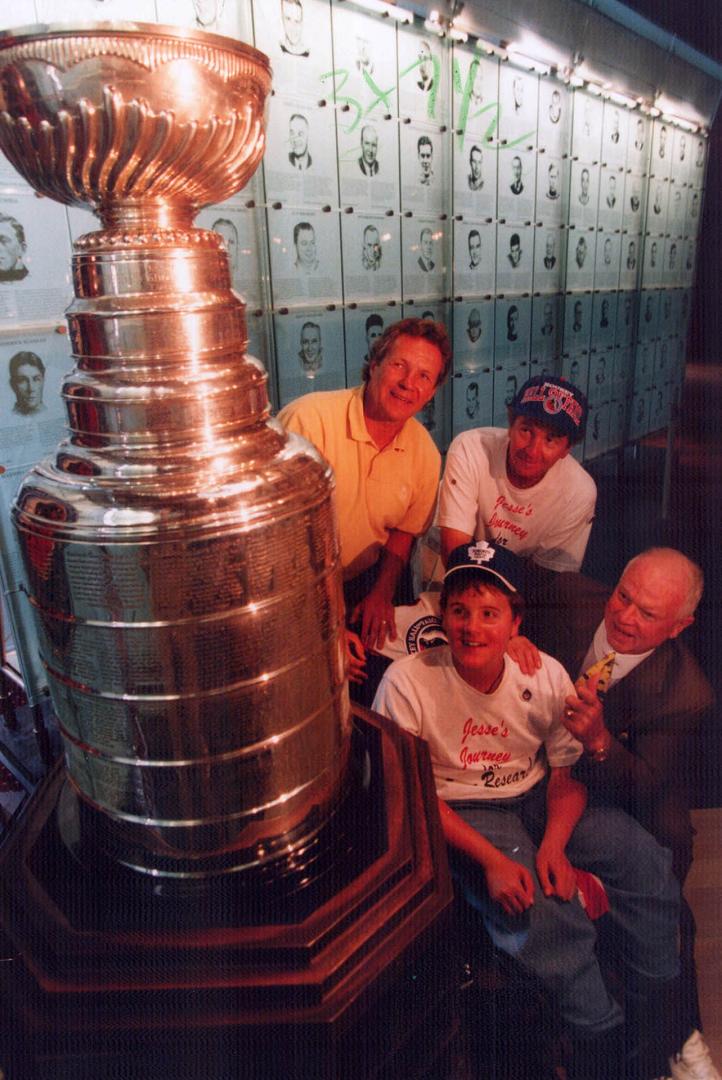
[443,563,518,593]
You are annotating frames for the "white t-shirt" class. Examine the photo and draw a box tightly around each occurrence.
[438,427,597,572]
[376,591,445,661]
[372,647,582,802]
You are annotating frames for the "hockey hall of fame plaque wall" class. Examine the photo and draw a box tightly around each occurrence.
[0,0,709,694]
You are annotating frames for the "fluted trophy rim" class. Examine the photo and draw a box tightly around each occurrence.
[0,20,272,74]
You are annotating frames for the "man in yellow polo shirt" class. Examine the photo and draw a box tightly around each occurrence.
[278,317,451,685]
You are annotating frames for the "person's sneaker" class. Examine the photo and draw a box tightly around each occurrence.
[670,1030,722,1080]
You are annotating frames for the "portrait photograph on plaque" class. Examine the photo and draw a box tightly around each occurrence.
[330,2,398,122]
[594,232,621,291]
[565,228,596,291]
[585,401,610,459]
[571,91,603,164]
[647,179,669,234]
[452,368,493,436]
[563,293,592,356]
[415,378,449,452]
[682,238,697,285]
[593,291,618,350]
[626,113,651,173]
[400,123,448,215]
[263,97,339,208]
[343,304,390,387]
[597,168,624,232]
[196,200,269,310]
[588,348,613,406]
[498,66,539,150]
[601,103,628,168]
[619,234,641,290]
[667,184,686,235]
[532,225,565,294]
[451,46,498,128]
[397,27,448,123]
[692,136,707,182]
[671,127,691,184]
[650,119,672,181]
[639,289,659,341]
[252,0,333,103]
[402,216,448,302]
[0,192,72,327]
[623,171,646,231]
[495,223,533,295]
[615,291,637,346]
[561,352,590,396]
[492,361,527,426]
[494,296,531,368]
[568,160,600,230]
[535,155,567,226]
[338,117,400,211]
[340,211,401,305]
[453,219,496,298]
[156,0,252,37]
[497,147,536,224]
[452,133,498,222]
[642,234,663,288]
[266,206,342,308]
[274,306,345,407]
[537,80,571,159]
[452,298,495,374]
[613,344,634,399]
[530,294,562,363]
[663,238,681,286]
[0,327,69,467]
[684,186,701,236]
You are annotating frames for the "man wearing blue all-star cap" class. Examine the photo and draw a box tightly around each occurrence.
[438,374,597,575]
[373,541,683,1079]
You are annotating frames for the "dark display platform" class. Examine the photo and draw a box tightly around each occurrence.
[0,707,456,1079]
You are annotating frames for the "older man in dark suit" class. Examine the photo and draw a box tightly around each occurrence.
[525,547,718,1080]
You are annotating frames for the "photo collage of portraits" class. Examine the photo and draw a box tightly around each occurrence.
[0,0,709,693]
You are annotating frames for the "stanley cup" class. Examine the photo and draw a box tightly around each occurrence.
[0,22,351,879]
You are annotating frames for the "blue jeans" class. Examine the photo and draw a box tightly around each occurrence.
[450,783,680,1035]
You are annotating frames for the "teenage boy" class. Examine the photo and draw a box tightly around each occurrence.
[438,375,596,575]
[373,542,684,1079]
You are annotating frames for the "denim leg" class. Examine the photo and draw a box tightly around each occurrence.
[452,801,623,1034]
[565,806,680,981]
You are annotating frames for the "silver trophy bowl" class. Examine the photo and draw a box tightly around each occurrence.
[0,23,351,879]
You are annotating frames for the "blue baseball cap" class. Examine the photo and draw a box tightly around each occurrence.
[511,375,588,442]
[443,541,524,594]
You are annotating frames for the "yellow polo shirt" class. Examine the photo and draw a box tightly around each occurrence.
[278,386,441,580]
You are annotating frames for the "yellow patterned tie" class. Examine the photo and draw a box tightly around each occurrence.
[580,651,616,699]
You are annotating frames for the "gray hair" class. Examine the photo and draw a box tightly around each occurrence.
[623,547,704,618]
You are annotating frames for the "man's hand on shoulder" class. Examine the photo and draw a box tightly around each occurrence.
[507,634,542,674]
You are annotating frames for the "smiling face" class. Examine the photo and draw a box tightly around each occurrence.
[507,416,570,488]
[443,582,520,689]
[604,554,693,654]
[364,333,443,427]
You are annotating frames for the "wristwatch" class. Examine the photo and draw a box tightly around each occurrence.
[586,732,612,763]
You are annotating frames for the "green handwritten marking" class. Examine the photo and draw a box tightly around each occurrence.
[397,54,439,120]
[361,68,396,117]
[320,67,363,132]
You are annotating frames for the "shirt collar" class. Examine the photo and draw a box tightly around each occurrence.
[585,620,654,683]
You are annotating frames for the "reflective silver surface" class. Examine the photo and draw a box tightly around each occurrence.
[0,24,351,875]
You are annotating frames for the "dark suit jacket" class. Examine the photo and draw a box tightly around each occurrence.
[526,573,714,882]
